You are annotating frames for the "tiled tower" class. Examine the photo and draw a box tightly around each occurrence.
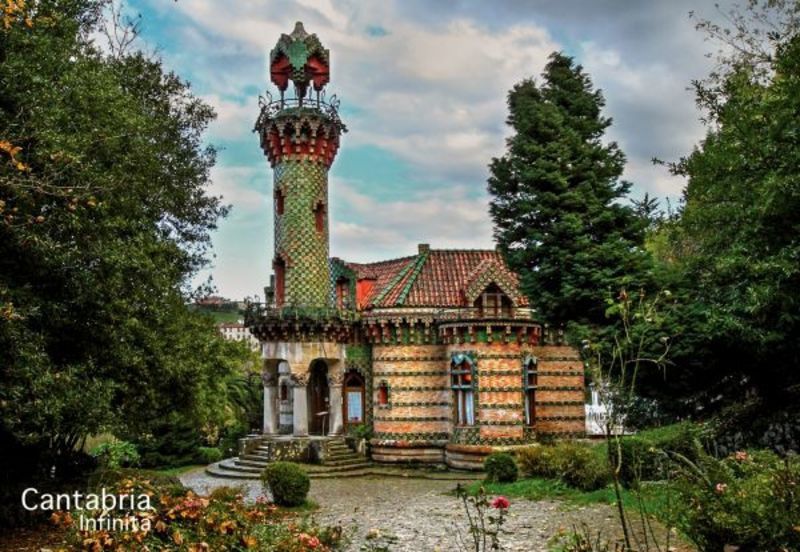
[255,22,346,308]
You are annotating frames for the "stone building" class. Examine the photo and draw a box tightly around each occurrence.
[245,22,585,469]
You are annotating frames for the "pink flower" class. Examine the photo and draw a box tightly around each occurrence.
[491,496,510,509]
[298,533,320,549]
[734,451,749,462]
[715,483,728,494]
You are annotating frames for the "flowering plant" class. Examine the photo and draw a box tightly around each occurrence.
[54,474,344,551]
[455,484,509,551]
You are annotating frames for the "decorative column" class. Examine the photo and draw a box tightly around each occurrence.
[328,373,343,436]
[291,374,309,437]
[262,372,279,435]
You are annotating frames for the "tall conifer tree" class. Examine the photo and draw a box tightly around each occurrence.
[488,53,649,326]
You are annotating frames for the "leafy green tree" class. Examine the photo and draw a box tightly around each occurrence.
[670,38,800,403]
[0,0,249,486]
[488,52,650,327]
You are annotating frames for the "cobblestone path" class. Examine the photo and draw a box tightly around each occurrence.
[181,469,619,551]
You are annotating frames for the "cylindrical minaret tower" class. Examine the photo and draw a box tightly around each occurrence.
[255,22,346,309]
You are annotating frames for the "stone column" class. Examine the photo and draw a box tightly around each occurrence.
[291,375,309,437]
[328,383,343,436]
[262,371,279,435]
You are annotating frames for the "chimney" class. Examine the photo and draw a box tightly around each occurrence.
[418,243,430,254]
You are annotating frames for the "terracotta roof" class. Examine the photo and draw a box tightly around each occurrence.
[343,248,528,309]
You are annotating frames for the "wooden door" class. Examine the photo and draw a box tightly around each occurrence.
[308,361,329,435]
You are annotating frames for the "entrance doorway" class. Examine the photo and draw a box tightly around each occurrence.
[343,370,366,429]
[308,360,330,435]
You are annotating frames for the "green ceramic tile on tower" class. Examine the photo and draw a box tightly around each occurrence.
[274,161,331,307]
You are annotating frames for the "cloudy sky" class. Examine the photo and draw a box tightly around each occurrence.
[124,0,724,300]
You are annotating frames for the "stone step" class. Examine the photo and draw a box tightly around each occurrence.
[205,461,485,481]
[206,460,372,480]
[320,457,366,467]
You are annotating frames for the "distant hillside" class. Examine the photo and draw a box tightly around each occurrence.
[189,301,243,324]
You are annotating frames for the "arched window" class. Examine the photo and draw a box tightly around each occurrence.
[344,370,365,425]
[280,382,289,401]
[451,356,475,426]
[474,283,513,317]
[275,188,285,216]
[274,258,286,307]
[524,357,537,426]
[314,202,325,233]
[377,380,389,406]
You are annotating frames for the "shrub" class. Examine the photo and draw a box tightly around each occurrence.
[554,442,610,491]
[609,436,660,487]
[517,445,559,479]
[60,472,342,551]
[89,440,140,469]
[484,452,518,483]
[194,446,223,464]
[608,424,704,487]
[673,450,800,551]
[261,461,310,507]
[517,441,610,491]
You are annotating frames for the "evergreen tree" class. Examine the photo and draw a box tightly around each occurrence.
[488,53,649,326]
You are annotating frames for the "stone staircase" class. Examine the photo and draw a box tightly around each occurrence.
[206,437,371,480]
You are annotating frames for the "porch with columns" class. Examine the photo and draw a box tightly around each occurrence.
[260,341,346,438]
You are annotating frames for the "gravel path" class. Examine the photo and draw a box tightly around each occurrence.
[181,469,620,551]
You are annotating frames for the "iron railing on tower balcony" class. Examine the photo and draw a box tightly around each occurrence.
[254,90,344,130]
[243,301,359,328]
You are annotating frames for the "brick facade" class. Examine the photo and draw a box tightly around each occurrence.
[250,23,587,470]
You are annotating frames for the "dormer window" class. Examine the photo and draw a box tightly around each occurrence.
[474,283,513,317]
[335,277,349,309]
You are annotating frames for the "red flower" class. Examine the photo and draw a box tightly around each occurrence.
[491,496,510,509]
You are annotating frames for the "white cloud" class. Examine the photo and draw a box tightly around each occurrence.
[134,0,715,298]
[330,179,494,262]
[208,165,269,213]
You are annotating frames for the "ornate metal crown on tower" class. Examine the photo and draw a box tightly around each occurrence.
[254,21,347,169]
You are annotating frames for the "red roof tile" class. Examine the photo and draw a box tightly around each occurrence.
[344,249,528,309]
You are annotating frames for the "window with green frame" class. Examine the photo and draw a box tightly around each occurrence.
[451,357,475,425]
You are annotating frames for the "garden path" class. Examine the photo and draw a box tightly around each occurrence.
[181,469,620,551]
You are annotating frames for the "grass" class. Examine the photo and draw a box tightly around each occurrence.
[466,477,675,519]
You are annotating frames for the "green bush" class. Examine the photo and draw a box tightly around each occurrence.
[608,424,704,487]
[517,441,610,491]
[609,436,660,487]
[554,442,611,491]
[673,450,800,551]
[484,452,518,483]
[517,445,559,479]
[194,446,223,464]
[261,462,310,507]
[89,440,140,469]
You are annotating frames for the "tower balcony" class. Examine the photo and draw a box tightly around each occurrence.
[254,94,346,168]
[244,301,357,343]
